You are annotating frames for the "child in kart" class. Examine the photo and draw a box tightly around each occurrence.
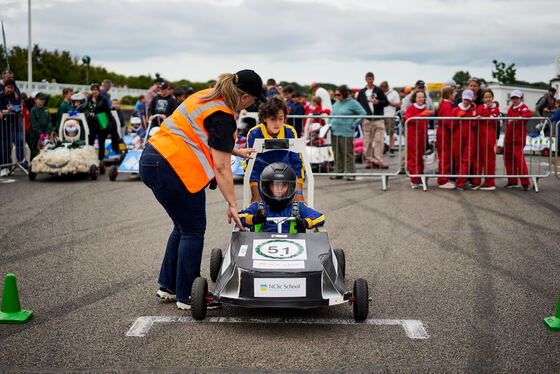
[239,162,324,233]
[245,96,305,204]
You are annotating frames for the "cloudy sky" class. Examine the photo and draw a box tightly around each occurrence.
[1,0,559,88]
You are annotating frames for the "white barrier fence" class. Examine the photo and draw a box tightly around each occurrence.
[15,80,145,100]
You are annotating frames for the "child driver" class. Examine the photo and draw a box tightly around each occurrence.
[239,162,324,233]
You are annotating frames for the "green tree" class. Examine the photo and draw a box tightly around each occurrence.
[452,71,471,88]
[491,60,517,85]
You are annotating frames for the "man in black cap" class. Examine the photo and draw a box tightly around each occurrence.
[148,81,178,122]
[400,79,435,115]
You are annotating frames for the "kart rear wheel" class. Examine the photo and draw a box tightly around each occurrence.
[28,171,36,181]
[542,148,550,157]
[209,248,223,282]
[496,146,503,155]
[90,165,98,180]
[109,165,118,181]
[191,277,208,321]
[99,160,106,175]
[353,278,369,322]
[334,248,345,278]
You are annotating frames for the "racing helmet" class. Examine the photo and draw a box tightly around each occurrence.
[63,119,81,142]
[130,116,143,133]
[259,162,297,211]
[71,93,88,111]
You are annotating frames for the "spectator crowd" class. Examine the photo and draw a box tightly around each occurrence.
[1,68,559,192]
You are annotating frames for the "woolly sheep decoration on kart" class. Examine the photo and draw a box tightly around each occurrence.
[189,137,370,321]
[28,112,100,181]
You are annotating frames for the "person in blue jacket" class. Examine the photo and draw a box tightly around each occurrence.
[244,96,305,204]
[239,162,324,233]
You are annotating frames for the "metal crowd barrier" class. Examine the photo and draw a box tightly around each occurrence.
[287,114,402,191]
[555,122,560,180]
[404,116,554,192]
[0,112,28,175]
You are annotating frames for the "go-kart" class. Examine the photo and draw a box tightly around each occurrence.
[109,114,163,181]
[29,112,100,181]
[189,138,370,321]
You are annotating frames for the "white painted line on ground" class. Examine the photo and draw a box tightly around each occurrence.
[126,316,429,339]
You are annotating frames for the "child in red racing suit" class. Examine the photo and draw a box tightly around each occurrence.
[504,89,532,190]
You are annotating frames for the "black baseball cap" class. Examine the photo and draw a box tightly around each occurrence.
[415,80,425,88]
[159,82,170,90]
[235,69,266,102]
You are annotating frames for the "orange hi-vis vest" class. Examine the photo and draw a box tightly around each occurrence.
[149,89,235,193]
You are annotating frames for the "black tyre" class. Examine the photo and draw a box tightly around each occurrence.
[542,148,550,157]
[209,248,223,283]
[90,165,98,180]
[496,146,503,155]
[28,171,36,181]
[353,278,369,322]
[333,248,345,278]
[191,277,208,321]
[99,160,106,175]
[109,165,118,181]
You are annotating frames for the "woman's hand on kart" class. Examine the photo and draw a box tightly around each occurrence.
[227,204,245,231]
[233,147,255,159]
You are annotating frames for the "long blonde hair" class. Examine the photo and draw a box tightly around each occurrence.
[199,73,246,110]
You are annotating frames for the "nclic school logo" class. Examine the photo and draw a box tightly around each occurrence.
[260,284,268,292]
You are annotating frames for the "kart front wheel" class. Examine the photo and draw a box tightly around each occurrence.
[191,277,208,321]
[209,248,223,282]
[353,278,369,322]
[334,248,345,278]
[109,165,118,181]
[90,165,98,180]
[99,160,106,175]
[28,171,36,181]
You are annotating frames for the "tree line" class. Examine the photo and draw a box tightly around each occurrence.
[0,45,550,93]
[0,44,211,91]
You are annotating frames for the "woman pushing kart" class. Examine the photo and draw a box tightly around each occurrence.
[139,70,265,311]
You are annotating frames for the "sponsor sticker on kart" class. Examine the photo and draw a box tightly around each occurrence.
[252,239,307,261]
[253,260,305,269]
[254,278,306,297]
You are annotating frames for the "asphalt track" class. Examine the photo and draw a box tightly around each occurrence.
[1,161,559,373]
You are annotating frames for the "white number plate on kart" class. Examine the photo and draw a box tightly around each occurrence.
[254,278,306,297]
[252,239,307,261]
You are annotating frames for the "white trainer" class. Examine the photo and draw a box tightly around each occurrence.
[156,287,176,301]
[438,182,456,189]
[176,301,191,310]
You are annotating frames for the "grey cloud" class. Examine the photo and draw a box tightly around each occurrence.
[3,0,558,69]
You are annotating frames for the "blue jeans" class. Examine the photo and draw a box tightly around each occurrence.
[139,143,206,303]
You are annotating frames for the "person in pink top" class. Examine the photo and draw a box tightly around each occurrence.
[504,89,532,190]
[405,90,433,189]
[473,89,500,190]
[451,89,476,190]
[436,86,457,188]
